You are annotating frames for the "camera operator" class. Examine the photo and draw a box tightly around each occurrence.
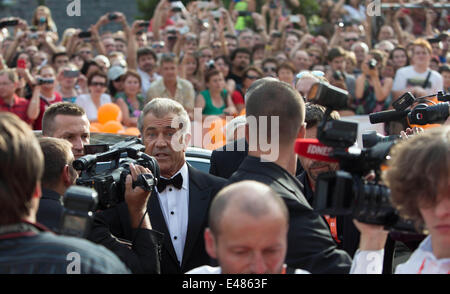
[42,102,90,159]
[89,98,227,273]
[0,112,130,274]
[351,126,450,274]
[36,137,78,233]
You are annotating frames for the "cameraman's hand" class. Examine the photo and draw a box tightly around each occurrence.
[353,220,388,251]
[125,163,153,229]
[400,127,424,140]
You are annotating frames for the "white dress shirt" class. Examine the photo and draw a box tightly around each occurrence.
[157,163,189,265]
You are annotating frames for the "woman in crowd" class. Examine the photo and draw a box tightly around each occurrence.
[195,69,237,117]
[56,63,81,103]
[75,71,111,122]
[389,46,410,72]
[276,61,296,87]
[179,52,204,93]
[231,66,263,113]
[115,70,146,127]
[29,65,62,130]
[214,55,235,94]
[354,49,393,114]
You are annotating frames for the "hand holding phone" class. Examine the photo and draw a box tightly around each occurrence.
[17,59,26,69]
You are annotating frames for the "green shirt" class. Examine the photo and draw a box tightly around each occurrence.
[201,89,228,115]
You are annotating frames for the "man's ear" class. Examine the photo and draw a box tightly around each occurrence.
[62,165,72,187]
[204,228,218,259]
[297,123,306,139]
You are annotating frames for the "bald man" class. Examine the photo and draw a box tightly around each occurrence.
[187,181,309,274]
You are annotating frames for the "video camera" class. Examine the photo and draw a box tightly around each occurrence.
[296,82,416,232]
[369,91,450,126]
[73,137,160,210]
[59,186,98,238]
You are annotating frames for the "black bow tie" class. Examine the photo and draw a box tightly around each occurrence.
[157,173,183,192]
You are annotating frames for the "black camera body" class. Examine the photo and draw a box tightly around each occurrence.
[367,58,377,69]
[37,77,54,85]
[59,186,98,238]
[74,137,160,210]
[306,82,416,232]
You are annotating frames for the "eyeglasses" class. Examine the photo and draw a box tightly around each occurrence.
[152,43,165,49]
[246,75,260,80]
[79,50,92,55]
[263,67,276,73]
[345,38,358,42]
[296,70,324,79]
[90,82,106,87]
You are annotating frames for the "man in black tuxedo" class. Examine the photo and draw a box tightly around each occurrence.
[228,79,352,274]
[89,98,226,274]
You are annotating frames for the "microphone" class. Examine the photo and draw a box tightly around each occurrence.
[294,138,339,163]
[369,109,409,124]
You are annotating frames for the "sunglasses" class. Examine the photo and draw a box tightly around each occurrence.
[345,38,358,42]
[90,82,106,87]
[296,70,324,79]
[246,75,260,80]
[263,67,276,73]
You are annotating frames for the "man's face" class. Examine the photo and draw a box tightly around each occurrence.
[330,56,346,72]
[442,71,450,90]
[293,51,310,72]
[238,32,254,49]
[226,38,237,53]
[141,112,189,178]
[343,33,358,50]
[138,54,156,73]
[160,61,178,82]
[232,53,250,71]
[115,41,127,54]
[103,38,116,54]
[299,126,339,187]
[262,62,277,78]
[0,74,17,100]
[54,55,69,71]
[51,114,90,159]
[206,209,288,274]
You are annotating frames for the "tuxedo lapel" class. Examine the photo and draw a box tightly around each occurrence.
[181,165,211,268]
[147,191,179,266]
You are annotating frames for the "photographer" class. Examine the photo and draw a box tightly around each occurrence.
[351,126,450,274]
[0,112,130,274]
[36,137,78,233]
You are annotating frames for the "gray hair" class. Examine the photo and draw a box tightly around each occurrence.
[138,98,191,137]
[351,41,369,53]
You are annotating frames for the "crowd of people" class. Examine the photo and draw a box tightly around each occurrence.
[0,0,449,275]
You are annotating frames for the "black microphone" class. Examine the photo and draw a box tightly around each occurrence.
[369,109,410,124]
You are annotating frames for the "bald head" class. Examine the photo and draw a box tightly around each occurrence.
[209,181,289,236]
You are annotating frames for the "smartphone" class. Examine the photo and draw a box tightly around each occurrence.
[238,11,252,17]
[63,70,80,78]
[78,31,92,38]
[139,21,150,27]
[37,77,54,85]
[108,13,118,21]
[17,59,26,69]
[290,15,300,23]
[211,10,222,19]
[0,19,19,28]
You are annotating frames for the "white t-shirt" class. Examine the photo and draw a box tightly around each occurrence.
[392,66,443,95]
[75,93,112,121]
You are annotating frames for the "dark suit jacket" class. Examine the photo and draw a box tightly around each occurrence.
[210,138,304,178]
[89,164,226,274]
[36,188,64,233]
[228,156,352,274]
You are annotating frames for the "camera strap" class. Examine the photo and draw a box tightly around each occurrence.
[0,222,45,240]
[422,71,431,89]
